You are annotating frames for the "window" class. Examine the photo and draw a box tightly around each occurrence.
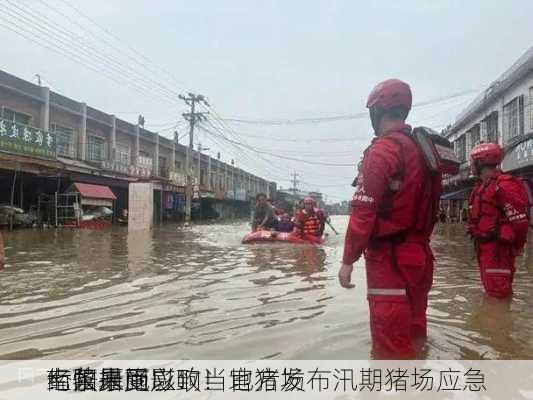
[530,87,533,131]
[116,144,130,165]
[503,95,525,143]
[469,124,480,149]
[87,135,105,162]
[159,156,167,177]
[200,169,206,186]
[2,107,31,125]
[174,160,182,171]
[519,95,525,137]
[455,135,466,163]
[51,124,75,157]
[483,112,499,143]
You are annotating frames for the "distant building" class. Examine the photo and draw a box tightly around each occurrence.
[442,46,533,221]
[0,69,274,224]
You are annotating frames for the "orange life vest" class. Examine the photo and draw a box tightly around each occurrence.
[302,212,321,236]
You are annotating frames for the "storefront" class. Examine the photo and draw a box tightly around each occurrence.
[502,135,533,180]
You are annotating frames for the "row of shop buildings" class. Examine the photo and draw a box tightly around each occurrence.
[0,69,275,227]
[442,46,533,220]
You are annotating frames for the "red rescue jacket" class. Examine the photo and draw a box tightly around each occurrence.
[468,170,529,252]
[297,208,325,237]
[343,123,442,265]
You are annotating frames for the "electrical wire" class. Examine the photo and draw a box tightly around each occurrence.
[55,0,189,91]
[219,88,482,126]
[1,1,183,105]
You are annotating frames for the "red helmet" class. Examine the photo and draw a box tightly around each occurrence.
[366,79,412,112]
[303,196,315,204]
[470,143,504,166]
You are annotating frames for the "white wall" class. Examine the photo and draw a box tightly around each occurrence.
[449,71,533,168]
[128,182,153,231]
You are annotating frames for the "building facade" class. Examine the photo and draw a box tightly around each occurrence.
[442,47,533,221]
[0,69,273,225]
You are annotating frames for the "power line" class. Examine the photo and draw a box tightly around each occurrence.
[200,124,356,167]
[1,1,183,105]
[200,119,292,181]
[0,7,181,112]
[55,0,188,91]
[219,88,481,126]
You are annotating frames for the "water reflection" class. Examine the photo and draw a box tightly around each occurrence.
[0,217,532,360]
[127,229,153,276]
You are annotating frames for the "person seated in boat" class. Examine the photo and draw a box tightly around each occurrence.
[252,193,278,231]
[274,205,285,217]
[277,213,295,233]
[295,197,326,237]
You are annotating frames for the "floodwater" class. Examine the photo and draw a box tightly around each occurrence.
[1,216,533,360]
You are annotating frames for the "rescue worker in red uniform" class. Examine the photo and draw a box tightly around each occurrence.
[339,79,442,358]
[296,197,327,240]
[468,143,529,298]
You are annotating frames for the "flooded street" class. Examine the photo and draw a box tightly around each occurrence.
[1,215,533,360]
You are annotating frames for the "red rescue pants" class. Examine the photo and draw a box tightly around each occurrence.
[365,240,434,357]
[477,241,515,298]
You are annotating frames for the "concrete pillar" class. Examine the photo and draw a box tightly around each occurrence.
[79,102,87,161]
[110,114,116,162]
[223,165,228,193]
[40,86,50,131]
[171,136,176,171]
[154,133,160,176]
[135,124,140,165]
[207,154,212,191]
[128,182,153,231]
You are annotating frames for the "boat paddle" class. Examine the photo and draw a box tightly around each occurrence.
[326,219,339,235]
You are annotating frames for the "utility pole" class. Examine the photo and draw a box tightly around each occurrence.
[179,93,208,222]
[291,172,299,195]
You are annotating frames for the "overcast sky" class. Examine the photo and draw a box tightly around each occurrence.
[2,0,533,202]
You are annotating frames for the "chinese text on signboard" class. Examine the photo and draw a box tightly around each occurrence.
[0,118,56,159]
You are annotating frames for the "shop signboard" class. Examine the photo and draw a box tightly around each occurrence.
[502,137,533,172]
[101,160,130,175]
[128,164,151,178]
[169,170,187,186]
[0,118,56,159]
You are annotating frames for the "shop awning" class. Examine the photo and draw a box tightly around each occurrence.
[502,136,533,172]
[0,151,63,174]
[441,187,471,201]
[71,182,116,207]
[59,156,101,174]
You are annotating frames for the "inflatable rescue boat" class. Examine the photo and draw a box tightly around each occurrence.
[242,230,325,245]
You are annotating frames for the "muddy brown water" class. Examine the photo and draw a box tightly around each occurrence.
[0,216,533,360]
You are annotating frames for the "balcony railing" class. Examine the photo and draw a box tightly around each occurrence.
[0,118,56,159]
